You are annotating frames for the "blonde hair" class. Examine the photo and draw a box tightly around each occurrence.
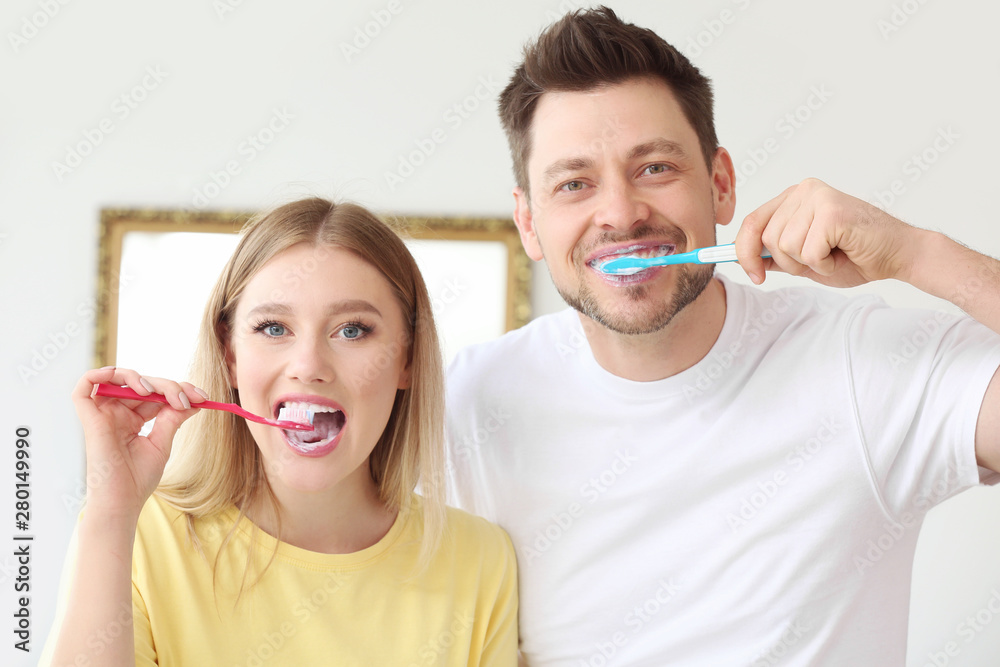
[157,197,445,586]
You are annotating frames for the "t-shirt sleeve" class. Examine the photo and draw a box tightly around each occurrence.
[478,528,519,666]
[132,581,157,666]
[846,302,1000,518]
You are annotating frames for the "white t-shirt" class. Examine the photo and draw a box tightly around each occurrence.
[445,276,1000,666]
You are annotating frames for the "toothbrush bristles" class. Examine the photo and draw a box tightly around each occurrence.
[277,406,314,427]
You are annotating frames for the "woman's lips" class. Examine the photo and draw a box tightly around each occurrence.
[273,395,347,458]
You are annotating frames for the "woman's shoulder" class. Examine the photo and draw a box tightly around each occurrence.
[440,504,515,560]
[136,493,187,531]
[136,493,237,549]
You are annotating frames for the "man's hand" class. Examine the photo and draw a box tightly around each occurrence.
[734,178,919,288]
[736,177,1000,474]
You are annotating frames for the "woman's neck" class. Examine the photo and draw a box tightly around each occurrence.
[244,472,398,554]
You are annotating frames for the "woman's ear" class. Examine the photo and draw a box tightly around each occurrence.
[220,324,238,390]
[397,354,412,390]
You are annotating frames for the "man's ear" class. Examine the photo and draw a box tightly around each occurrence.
[512,187,544,261]
[711,147,737,227]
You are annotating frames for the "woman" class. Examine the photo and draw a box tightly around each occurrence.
[43,197,518,666]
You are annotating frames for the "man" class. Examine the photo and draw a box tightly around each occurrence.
[445,6,1000,665]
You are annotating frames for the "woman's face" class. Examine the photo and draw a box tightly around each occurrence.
[225,243,411,499]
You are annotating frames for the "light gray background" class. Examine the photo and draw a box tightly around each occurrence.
[3,1,999,665]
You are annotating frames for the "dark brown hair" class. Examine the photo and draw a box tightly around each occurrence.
[498,5,718,195]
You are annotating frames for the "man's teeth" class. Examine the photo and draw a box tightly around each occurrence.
[591,244,675,267]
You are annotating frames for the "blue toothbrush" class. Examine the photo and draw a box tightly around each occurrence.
[598,243,772,275]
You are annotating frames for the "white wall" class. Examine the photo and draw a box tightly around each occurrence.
[3,0,998,664]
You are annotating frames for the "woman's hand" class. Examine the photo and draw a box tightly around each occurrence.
[71,366,206,523]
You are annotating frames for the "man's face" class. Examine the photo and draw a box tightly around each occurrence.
[513,77,736,335]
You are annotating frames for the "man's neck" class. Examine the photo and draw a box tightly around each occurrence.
[579,277,728,382]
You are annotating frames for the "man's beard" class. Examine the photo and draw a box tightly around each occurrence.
[557,262,715,335]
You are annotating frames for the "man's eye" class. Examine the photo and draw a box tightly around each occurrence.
[645,164,669,175]
[561,181,585,192]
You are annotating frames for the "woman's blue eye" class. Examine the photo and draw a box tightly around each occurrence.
[253,321,287,337]
[341,325,361,339]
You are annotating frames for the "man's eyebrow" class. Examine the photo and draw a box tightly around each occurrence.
[542,156,595,186]
[245,299,383,319]
[540,140,690,187]
[627,139,689,161]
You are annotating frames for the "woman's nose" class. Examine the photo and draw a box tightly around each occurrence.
[284,335,336,384]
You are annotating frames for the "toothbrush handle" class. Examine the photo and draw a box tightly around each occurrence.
[696,243,772,264]
[92,383,263,423]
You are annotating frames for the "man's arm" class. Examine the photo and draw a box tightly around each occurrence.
[734,178,1000,473]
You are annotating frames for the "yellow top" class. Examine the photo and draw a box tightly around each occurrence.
[52,494,517,666]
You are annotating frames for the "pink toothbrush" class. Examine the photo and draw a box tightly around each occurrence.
[92,383,315,431]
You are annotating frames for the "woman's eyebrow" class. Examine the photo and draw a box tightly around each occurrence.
[245,299,383,319]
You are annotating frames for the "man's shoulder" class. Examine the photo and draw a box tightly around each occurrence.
[723,275,888,332]
[449,308,579,374]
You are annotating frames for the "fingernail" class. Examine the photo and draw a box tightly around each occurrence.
[99,365,115,371]
[139,377,155,393]
[194,387,210,400]
[179,393,192,410]
[749,272,762,285]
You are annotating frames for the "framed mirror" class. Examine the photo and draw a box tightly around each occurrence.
[95,208,531,381]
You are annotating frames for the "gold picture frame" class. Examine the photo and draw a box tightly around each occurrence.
[95,208,531,371]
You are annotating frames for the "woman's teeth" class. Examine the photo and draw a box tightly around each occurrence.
[278,401,345,452]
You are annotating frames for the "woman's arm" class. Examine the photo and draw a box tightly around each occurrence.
[47,367,203,667]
